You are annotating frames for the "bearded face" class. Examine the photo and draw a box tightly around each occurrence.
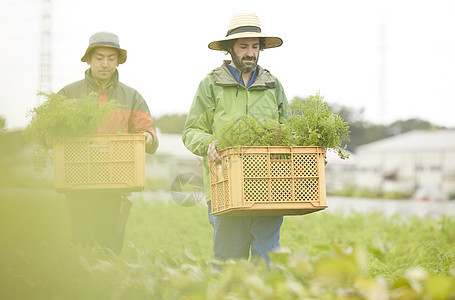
[230,37,260,74]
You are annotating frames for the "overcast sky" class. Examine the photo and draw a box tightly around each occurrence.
[1,0,454,130]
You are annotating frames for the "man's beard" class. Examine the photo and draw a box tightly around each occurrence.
[231,51,259,74]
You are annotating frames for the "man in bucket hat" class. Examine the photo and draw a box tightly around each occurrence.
[183,13,290,264]
[58,31,159,254]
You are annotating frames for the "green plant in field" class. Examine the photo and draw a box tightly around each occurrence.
[24,92,123,171]
[2,193,455,300]
[212,92,351,159]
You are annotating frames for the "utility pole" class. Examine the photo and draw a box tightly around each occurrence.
[38,0,52,100]
[378,16,387,124]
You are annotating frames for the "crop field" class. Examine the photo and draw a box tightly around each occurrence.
[1,188,454,300]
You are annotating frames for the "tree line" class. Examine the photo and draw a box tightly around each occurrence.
[0,103,449,154]
[151,101,449,153]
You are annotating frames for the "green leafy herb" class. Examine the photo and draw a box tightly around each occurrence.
[212,92,351,159]
[212,115,293,150]
[24,92,123,172]
[287,92,351,159]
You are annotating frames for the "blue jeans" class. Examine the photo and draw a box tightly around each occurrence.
[208,203,283,263]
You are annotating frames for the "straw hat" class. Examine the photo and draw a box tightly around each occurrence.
[81,31,127,64]
[208,13,283,51]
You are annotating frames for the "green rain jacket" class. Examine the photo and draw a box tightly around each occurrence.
[182,61,290,203]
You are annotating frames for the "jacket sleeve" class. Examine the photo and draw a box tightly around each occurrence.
[274,77,291,123]
[128,91,159,154]
[182,77,215,157]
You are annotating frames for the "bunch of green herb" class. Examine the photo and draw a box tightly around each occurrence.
[287,92,350,159]
[24,92,123,171]
[209,115,293,150]
[211,92,350,159]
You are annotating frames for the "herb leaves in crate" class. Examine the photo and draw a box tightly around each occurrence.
[212,92,350,159]
[24,92,123,172]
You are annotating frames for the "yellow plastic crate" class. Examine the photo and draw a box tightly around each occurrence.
[209,146,327,216]
[53,134,145,192]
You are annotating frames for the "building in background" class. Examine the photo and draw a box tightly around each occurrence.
[146,133,202,190]
[151,130,455,201]
[325,150,356,193]
[352,130,455,200]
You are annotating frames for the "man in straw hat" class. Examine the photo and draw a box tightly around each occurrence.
[183,13,290,264]
[58,31,159,254]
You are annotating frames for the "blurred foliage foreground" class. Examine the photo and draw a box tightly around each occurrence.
[0,188,454,300]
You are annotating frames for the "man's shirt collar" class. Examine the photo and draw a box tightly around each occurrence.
[226,62,258,88]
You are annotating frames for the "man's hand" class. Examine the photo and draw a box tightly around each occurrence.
[143,131,155,152]
[207,140,221,162]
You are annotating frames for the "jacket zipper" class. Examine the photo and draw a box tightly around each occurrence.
[246,90,249,114]
[235,71,243,97]
[235,71,249,114]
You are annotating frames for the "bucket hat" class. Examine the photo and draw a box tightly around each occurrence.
[81,31,127,64]
[208,13,283,51]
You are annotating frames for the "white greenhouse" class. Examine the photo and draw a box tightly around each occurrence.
[352,130,455,199]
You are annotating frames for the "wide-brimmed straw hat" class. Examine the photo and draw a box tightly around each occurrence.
[81,31,127,64]
[208,13,283,51]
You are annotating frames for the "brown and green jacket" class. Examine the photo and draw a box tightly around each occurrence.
[58,69,158,153]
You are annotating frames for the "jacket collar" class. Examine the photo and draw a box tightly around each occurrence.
[226,62,258,88]
[212,60,276,89]
[85,68,119,89]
